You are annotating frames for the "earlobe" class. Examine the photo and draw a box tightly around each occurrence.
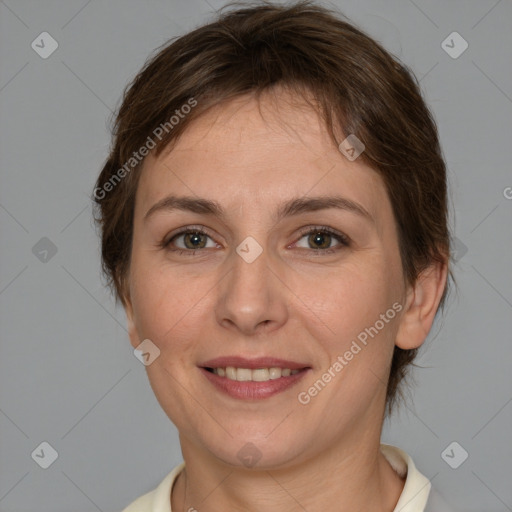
[395,261,448,350]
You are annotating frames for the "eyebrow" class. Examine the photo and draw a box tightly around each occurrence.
[143,194,374,224]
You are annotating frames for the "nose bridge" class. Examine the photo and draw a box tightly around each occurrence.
[229,238,273,306]
[216,236,287,333]
[235,237,271,290]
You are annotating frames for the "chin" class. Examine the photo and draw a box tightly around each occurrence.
[197,428,312,471]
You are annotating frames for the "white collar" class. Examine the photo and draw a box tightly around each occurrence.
[380,444,432,512]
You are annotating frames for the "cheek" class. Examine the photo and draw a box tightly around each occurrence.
[298,258,402,382]
[312,262,398,330]
[129,261,210,357]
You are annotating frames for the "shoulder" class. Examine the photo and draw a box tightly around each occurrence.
[120,462,185,512]
[381,444,457,512]
[381,444,431,512]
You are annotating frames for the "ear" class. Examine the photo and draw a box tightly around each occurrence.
[123,287,141,350]
[395,261,448,350]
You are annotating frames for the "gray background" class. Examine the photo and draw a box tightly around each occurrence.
[0,0,511,511]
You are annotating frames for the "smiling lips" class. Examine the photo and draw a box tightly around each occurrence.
[200,356,310,399]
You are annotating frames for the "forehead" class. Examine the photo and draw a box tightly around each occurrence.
[135,90,390,226]
[159,89,337,158]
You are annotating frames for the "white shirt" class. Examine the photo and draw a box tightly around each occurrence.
[121,444,454,512]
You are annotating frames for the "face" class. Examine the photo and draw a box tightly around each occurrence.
[125,89,411,469]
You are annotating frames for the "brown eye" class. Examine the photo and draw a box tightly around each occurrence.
[307,231,333,250]
[181,231,208,249]
[161,227,217,255]
[295,226,349,253]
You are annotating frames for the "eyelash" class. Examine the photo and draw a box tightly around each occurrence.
[160,225,350,257]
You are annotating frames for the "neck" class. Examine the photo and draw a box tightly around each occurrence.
[171,429,405,512]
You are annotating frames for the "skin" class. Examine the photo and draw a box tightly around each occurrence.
[124,87,447,512]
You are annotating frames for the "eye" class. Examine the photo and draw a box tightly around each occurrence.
[293,226,350,254]
[160,225,350,257]
[160,226,218,256]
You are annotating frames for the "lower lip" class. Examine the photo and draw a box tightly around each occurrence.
[200,367,310,400]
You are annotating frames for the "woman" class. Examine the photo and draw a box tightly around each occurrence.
[93,1,455,510]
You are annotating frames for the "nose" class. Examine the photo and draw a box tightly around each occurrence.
[215,242,289,336]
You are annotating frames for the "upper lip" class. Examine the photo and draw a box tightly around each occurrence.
[200,356,310,370]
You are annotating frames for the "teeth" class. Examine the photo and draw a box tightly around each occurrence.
[269,367,282,379]
[212,366,301,382]
[236,368,252,381]
[252,368,270,381]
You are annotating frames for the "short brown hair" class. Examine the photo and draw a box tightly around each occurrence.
[93,0,451,414]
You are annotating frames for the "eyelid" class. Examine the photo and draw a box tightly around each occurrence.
[160,224,350,254]
[293,225,350,246]
[161,225,213,247]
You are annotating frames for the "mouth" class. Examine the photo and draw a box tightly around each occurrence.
[199,357,311,400]
[204,366,302,381]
